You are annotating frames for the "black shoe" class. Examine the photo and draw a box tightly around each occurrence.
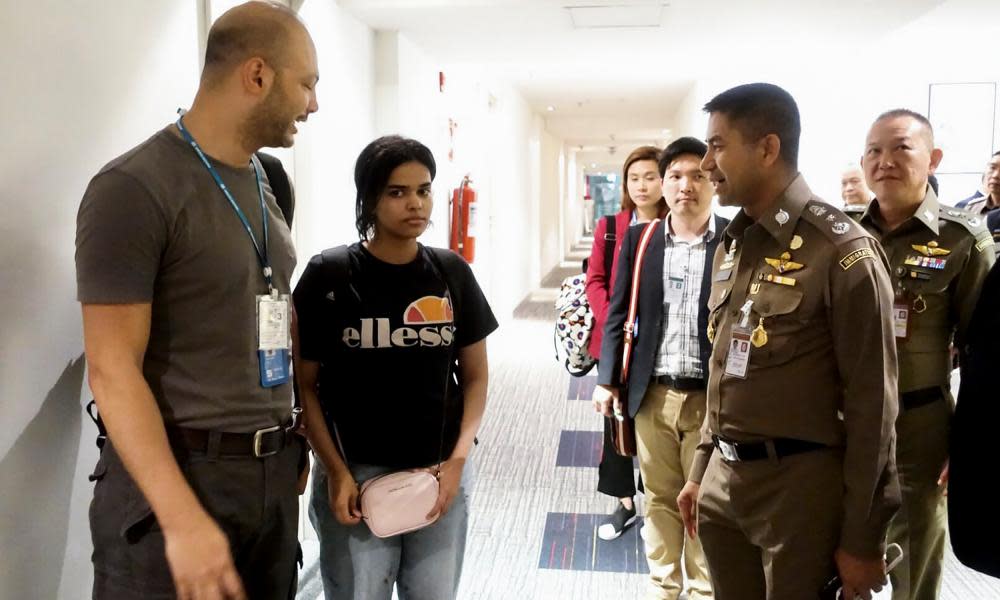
[597,501,637,540]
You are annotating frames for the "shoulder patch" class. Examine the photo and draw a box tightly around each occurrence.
[800,200,869,245]
[975,233,994,253]
[839,247,876,270]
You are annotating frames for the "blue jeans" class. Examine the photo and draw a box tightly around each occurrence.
[310,461,472,600]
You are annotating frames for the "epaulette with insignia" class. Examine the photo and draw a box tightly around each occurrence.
[800,200,869,245]
[940,206,988,236]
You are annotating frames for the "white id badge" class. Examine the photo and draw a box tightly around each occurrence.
[665,276,685,305]
[257,294,291,351]
[725,326,752,379]
[893,302,909,339]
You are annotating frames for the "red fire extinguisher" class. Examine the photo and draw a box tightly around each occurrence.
[450,175,476,263]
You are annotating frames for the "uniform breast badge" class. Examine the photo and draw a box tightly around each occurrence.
[758,273,797,286]
[790,235,803,250]
[751,318,768,348]
[903,254,947,272]
[911,240,951,257]
[764,252,804,274]
[912,293,927,313]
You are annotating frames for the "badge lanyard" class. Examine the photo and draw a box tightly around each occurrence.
[176,115,290,388]
[175,116,275,296]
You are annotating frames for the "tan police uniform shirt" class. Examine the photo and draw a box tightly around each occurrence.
[859,188,994,394]
[690,175,900,558]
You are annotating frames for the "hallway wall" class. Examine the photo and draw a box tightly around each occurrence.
[0,2,203,597]
[290,0,377,264]
[371,33,553,316]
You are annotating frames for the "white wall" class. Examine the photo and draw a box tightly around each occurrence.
[371,32,552,316]
[538,128,562,275]
[292,0,377,265]
[561,148,586,253]
[669,15,1000,207]
[0,2,203,598]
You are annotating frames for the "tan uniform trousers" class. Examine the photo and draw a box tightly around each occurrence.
[888,397,950,600]
[634,383,712,600]
[697,445,844,600]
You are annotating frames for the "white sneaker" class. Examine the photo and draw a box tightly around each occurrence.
[597,502,637,541]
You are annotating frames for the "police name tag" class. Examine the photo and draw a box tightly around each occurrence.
[893,302,909,339]
[665,276,685,305]
[725,326,752,379]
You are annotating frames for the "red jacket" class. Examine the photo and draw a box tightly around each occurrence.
[584,210,634,360]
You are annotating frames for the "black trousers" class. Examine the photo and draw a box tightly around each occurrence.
[90,438,303,600]
[597,414,643,498]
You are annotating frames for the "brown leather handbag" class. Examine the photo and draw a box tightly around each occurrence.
[611,218,661,457]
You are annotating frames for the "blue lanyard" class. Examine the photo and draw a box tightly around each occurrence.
[175,116,273,293]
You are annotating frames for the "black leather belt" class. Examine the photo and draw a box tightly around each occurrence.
[169,417,299,458]
[712,434,827,463]
[651,375,705,391]
[901,386,945,411]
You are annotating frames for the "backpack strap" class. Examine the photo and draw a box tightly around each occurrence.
[424,247,463,321]
[319,246,360,304]
[603,215,617,288]
[256,152,294,228]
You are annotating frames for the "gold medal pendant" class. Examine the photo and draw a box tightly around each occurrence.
[707,320,716,344]
[751,318,768,348]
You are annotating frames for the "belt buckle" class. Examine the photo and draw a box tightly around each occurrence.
[717,438,739,462]
[253,425,283,458]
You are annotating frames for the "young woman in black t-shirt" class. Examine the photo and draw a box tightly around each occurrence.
[293,135,497,600]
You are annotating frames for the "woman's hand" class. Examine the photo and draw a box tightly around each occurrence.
[328,468,361,526]
[427,457,466,519]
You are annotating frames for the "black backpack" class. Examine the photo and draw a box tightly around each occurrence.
[256,152,294,227]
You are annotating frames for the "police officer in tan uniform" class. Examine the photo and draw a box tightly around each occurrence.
[676,83,901,600]
[858,109,994,600]
[842,164,873,222]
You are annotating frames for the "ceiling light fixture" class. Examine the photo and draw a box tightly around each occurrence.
[547,105,555,112]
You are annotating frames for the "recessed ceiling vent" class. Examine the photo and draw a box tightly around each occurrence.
[566,3,668,29]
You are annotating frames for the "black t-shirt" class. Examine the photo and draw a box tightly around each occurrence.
[293,243,498,469]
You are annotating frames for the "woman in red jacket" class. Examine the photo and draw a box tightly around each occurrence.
[585,145,666,540]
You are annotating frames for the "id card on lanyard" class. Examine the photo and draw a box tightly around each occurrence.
[176,115,291,387]
[725,300,755,379]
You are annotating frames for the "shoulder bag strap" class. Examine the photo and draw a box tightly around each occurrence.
[421,246,458,473]
[603,215,617,289]
[620,218,661,383]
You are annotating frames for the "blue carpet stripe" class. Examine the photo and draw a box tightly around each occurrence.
[538,512,649,574]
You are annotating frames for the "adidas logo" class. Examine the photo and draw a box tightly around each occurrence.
[343,296,456,348]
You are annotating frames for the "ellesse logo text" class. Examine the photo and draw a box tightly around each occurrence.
[343,295,455,349]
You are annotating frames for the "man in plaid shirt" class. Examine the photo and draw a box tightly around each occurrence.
[596,137,728,600]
